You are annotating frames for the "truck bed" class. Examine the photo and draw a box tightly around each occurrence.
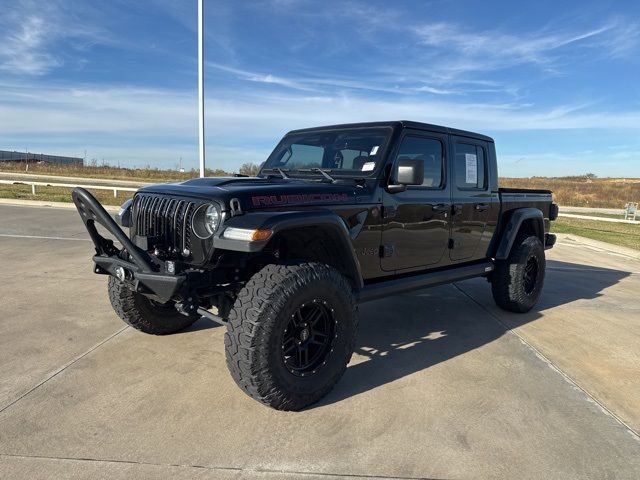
[498,187,552,195]
[498,187,554,224]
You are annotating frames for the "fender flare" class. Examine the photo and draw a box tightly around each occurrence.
[495,208,544,260]
[213,210,364,289]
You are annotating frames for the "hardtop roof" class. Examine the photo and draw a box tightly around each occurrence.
[287,120,494,143]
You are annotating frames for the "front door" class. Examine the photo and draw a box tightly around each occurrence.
[449,137,492,261]
[381,131,451,271]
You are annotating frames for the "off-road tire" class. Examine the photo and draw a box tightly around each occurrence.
[491,235,546,313]
[108,277,198,334]
[225,263,357,411]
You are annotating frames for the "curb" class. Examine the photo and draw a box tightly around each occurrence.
[555,233,640,260]
[559,213,638,224]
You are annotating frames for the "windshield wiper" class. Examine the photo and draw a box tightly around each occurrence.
[261,167,290,180]
[299,168,337,183]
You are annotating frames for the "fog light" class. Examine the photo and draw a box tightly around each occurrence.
[115,266,126,282]
[166,261,176,275]
[223,227,272,242]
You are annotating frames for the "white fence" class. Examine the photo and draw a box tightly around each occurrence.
[0,179,137,198]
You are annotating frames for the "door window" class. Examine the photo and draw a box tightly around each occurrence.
[454,143,485,189]
[395,136,443,188]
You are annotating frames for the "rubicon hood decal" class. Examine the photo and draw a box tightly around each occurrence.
[252,193,350,207]
[137,176,359,209]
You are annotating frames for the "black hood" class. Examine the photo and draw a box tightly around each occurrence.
[137,176,360,211]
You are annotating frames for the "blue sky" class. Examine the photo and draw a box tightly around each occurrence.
[1,0,639,176]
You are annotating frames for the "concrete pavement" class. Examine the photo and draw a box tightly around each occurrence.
[1,204,639,479]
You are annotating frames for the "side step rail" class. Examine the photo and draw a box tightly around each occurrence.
[357,262,494,304]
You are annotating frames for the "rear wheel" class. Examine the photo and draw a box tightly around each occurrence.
[225,263,357,411]
[491,235,546,313]
[108,277,199,334]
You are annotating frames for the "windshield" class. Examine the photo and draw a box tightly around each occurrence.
[260,127,391,177]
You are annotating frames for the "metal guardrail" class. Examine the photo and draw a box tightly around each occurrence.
[0,179,138,198]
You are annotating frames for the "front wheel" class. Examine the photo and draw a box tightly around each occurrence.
[108,277,199,334]
[224,263,358,411]
[491,235,546,313]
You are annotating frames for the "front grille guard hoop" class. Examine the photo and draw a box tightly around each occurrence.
[71,187,156,273]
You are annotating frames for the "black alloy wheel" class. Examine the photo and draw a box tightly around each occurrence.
[281,299,337,377]
[491,234,546,313]
[225,262,358,410]
[523,256,539,295]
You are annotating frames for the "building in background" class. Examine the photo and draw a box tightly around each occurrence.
[0,150,83,165]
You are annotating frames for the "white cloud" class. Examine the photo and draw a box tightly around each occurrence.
[0,1,114,76]
[0,76,637,173]
[1,1,638,175]
[3,81,640,141]
[412,18,639,77]
[0,15,62,75]
[414,86,461,95]
[208,63,316,91]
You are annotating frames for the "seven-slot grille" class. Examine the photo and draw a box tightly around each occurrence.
[132,194,196,253]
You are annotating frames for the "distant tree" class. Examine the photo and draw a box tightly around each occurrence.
[585,173,597,179]
[239,162,260,176]
[205,168,231,177]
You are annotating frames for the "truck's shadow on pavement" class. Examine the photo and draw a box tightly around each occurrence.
[318,259,630,407]
[185,317,224,332]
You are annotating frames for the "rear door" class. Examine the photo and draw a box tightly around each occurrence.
[381,130,451,271]
[449,137,495,261]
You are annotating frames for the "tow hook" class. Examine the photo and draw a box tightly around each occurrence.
[115,266,126,282]
[114,266,132,282]
[176,296,199,316]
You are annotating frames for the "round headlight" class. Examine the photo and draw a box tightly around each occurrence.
[192,203,221,239]
[204,204,221,234]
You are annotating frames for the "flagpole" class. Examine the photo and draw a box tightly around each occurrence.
[198,0,206,177]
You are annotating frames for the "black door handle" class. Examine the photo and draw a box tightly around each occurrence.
[475,203,488,212]
[433,203,449,213]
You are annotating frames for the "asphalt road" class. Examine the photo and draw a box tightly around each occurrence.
[1,204,639,479]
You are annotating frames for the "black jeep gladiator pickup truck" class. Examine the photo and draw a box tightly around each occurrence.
[72,120,557,410]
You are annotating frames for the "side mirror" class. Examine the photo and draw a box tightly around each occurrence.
[388,158,424,193]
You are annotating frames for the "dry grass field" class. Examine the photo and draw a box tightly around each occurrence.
[1,164,639,251]
[0,162,228,183]
[0,183,134,206]
[0,162,640,208]
[500,176,640,209]
[1,163,637,209]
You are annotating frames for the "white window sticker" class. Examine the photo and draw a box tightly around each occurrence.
[370,145,379,155]
[361,161,376,171]
[465,153,477,184]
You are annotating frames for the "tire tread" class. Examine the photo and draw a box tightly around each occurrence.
[108,277,197,334]
[491,234,545,313]
[224,262,357,410]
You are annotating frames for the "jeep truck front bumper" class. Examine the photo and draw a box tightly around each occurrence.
[72,187,187,302]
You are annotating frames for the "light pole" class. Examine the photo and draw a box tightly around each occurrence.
[198,0,206,177]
